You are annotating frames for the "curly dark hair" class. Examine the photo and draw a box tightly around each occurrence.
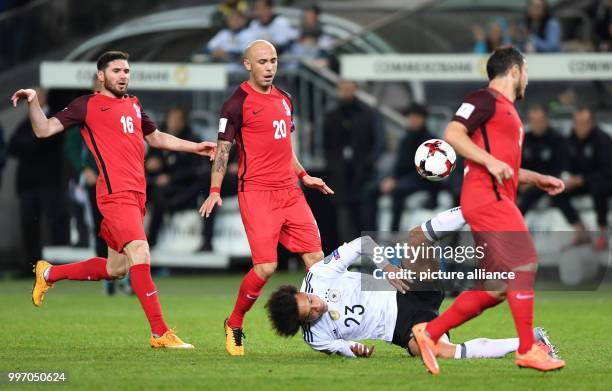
[265,285,301,337]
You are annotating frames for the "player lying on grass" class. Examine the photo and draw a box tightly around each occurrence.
[266,208,559,359]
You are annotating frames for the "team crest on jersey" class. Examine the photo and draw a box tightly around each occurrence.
[133,103,142,118]
[329,310,340,321]
[325,289,341,303]
[281,98,291,116]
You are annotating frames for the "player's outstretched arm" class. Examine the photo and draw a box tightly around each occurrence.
[144,130,216,159]
[311,339,374,358]
[10,89,64,138]
[518,168,565,196]
[292,151,333,194]
[444,121,513,184]
[199,140,231,218]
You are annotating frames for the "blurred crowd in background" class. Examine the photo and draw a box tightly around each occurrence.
[0,0,611,279]
[205,0,332,67]
[1,84,610,277]
[472,0,612,53]
[3,0,611,72]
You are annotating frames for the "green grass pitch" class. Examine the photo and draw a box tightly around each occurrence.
[1,273,611,390]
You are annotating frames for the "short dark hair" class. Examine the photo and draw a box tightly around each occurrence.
[97,51,129,71]
[575,106,595,119]
[486,46,525,81]
[228,10,246,20]
[404,103,428,118]
[166,104,188,117]
[165,105,189,125]
[265,285,300,337]
[528,103,549,116]
[305,4,321,15]
[258,0,274,8]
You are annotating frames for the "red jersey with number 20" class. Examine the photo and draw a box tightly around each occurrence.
[54,92,157,197]
[452,87,525,212]
[218,81,297,191]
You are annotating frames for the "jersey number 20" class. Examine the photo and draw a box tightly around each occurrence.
[273,119,287,139]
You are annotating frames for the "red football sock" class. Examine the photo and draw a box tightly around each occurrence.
[426,290,501,342]
[47,257,109,283]
[227,268,267,329]
[130,264,169,337]
[507,290,535,354]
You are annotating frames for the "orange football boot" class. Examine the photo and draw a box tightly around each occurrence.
[516,343,565,371]
[150,330,194,349]
[224,318,245,356]
[32,260,53,307]
[412,322,440,375]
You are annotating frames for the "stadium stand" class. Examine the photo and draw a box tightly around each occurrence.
[0,0,610,282]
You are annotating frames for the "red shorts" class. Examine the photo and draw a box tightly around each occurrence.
[238,187,322,264]
[463,199,537,271]
[97,191,147,253]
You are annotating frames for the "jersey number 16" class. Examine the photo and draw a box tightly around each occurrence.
[120,115,134,134]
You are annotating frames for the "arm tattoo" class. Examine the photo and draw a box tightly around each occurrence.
[213,141,231,173]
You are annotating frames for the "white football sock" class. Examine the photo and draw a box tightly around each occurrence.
[421,207,466,242]
[454,338,519,359]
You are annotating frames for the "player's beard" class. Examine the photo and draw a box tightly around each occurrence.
[104,79,127,98]
[515,79,525,101]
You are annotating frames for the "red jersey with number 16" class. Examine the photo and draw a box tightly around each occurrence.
[218,81,297,192]
[452,87,525,212]
[54,92,157,197]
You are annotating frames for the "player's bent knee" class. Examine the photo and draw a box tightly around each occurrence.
[108,268,127,279]
[113,261,129,279]
[107,256,129,279]
[254,262,277,279]
[124,241,151,265]
[488,291,506,300]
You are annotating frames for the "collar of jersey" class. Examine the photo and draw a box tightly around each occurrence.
[487,87,513,105]
[242,81,275,96]
[95,91,130,100]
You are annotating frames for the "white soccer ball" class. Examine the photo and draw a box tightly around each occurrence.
[414,139,456,181]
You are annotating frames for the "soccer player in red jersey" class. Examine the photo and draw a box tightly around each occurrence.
[199,40,333,355]
[11,51,216,348]
[411,47,566,373]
